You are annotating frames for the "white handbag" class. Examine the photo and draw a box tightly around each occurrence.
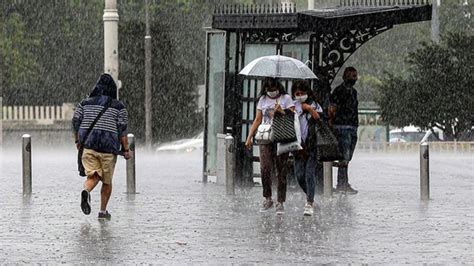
[254,123,272,144]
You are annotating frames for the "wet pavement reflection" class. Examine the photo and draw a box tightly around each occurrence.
[1,148,472,263]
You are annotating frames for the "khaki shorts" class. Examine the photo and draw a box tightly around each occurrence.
[81,149,117,185]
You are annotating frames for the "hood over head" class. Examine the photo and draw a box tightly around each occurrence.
[90,73,117,99]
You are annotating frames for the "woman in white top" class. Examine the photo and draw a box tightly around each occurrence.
[292,80,322,217]
[245,78,295,215]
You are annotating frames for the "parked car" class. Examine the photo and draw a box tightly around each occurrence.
[156,132,203,152]
[389,126,444,143]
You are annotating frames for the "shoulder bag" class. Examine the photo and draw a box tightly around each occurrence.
[254,95,280,145]
[255,123,272,144]
[272,108,297,143]
[314,120,344,161]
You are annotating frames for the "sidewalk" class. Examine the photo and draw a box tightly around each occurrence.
[0,148,472,263]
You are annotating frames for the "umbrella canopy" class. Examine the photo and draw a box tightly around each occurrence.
[239,55,318,80]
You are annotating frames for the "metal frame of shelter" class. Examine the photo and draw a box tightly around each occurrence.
[203,0,432,184]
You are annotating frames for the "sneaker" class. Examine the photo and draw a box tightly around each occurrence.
[336,184,358,194]
[275,202,285,215]
[80,190,91,215]
[303,202,314,216]
[260,199,274,212]
[345,184,358,194]
[98,211,111,220]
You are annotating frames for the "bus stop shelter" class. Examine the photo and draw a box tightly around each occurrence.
[203,0,432,185]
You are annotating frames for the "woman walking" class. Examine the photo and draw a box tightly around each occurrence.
[291,80,322,216]
[245,78,294,215]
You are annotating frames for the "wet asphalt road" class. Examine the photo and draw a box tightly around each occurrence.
[1,147,473,263]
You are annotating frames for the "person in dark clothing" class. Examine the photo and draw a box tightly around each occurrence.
[329,67,359,194]
[72,73,131,219]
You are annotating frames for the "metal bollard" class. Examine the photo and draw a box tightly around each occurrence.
[420,142,430,200]
[225,133,235,195]
[22,134,32,194]
[126,133,136,194]
[323,161,333,197]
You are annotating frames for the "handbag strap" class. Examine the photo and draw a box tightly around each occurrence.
[265,94,284,105]
[275,94,283,105]
[81,98,113,145]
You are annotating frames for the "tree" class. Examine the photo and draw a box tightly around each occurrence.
[2,0,103,105]
[376,32,473,140]
[119,17,201,143]
[340,0,472,101]
[439,0,473,35]
[1,6,41,101]
[1,0,204,142]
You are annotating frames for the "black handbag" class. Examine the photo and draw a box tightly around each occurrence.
[315,120,344,161]
[77,99,112,176]
[271,109,297,143]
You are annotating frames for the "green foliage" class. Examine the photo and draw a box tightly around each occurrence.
[440,0,473,34]
[375,0,473,140]
[2,0,471,142]
[343,21,431,100]
[357,74,383,102]
[376,32,474,140]
[1,0,206,142]
[343,0,472,101]
[119,18,201,142]
[2,0,103,105]
[1,10,40,95]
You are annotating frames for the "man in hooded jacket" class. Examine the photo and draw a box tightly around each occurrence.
[72,73,131,219]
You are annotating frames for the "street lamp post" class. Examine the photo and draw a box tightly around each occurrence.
[103,0,120,97]
[145,0,153,149]
[431,0,440,43]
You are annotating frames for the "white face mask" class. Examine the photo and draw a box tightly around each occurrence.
[295,95,308,103]
[267,91,279,98]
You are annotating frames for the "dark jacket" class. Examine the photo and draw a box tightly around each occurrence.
[72,74,128,154]
[329,83,359,127]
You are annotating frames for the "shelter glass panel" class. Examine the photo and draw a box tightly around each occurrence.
[241,44,276,143]
[281,43,310,63]
[281,43,310,96]
[228,32,238,76]
[244,43,277,64]
[205,31,226,175]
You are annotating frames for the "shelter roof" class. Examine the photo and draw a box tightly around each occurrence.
[212,2,431,33]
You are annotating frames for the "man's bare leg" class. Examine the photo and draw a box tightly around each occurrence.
[84,172,100,192]
[81,173,100,215]
[100,183,112,211]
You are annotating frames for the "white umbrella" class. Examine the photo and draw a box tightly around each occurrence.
[239,55,318,79]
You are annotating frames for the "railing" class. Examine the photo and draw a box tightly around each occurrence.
[1,103,75,122]
[340,0,430,6]
[357,141,473,153]
[214,3,297,15]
